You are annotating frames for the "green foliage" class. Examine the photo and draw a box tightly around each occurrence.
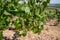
[0,31,3,40]
[45,10,57,19]
[0,0,50,37]
[0,15,11,30]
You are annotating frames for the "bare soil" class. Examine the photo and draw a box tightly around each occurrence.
[3,19,60,40]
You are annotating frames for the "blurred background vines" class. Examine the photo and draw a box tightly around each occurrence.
[0,0,50,39]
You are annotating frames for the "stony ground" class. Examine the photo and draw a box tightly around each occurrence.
[3,19,60,40]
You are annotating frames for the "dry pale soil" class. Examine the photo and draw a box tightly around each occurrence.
[3,19,60,40]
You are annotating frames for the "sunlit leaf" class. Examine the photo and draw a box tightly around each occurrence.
[4,10,11,15]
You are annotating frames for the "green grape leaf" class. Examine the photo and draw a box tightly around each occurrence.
[4,11,11,15]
